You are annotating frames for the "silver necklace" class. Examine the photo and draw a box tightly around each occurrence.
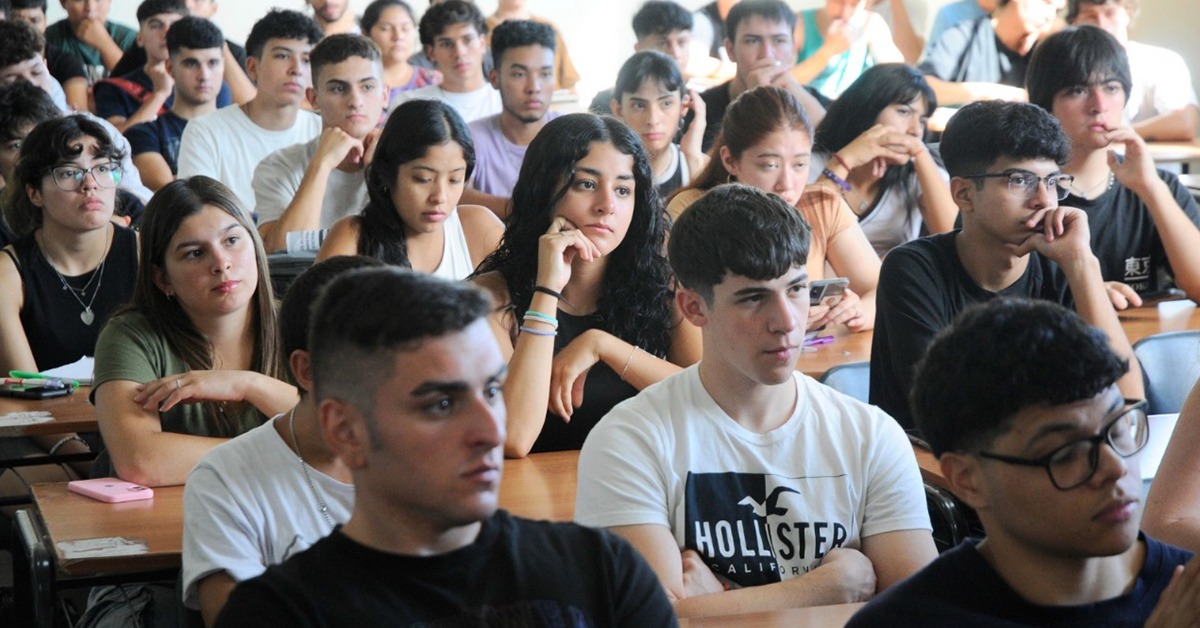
[1069,171,1115,199]
[288,407,335,527]
[40,224,109,326]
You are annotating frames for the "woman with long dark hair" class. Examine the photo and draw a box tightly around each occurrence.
[93,177,295,487]
[316,99,502,274]
[811,63,956,257]
[473,113,701,458]
[669,85,880,332]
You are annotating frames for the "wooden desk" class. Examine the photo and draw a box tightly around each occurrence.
[0,386,97,437]
[796,328,873,379]
[1118,302,1200,343]
[498,450,578,522]
[1146,140,1200,172]
[684,602,865,627]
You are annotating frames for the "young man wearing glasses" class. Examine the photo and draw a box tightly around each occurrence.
[850,298,1199,626]
[1026,26,1200,307]
[868,100,1142,431]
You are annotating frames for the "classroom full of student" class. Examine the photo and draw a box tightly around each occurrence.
[1,0,1198,625]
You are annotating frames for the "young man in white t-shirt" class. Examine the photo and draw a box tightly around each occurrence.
[254,34,385,253]
[574,183,937,619]
[391,0,500,123]
[176,9,323,211]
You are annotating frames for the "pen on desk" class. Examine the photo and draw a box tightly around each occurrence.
[804,335,835,347]
[3,377,66,388]
[7,371,80,388]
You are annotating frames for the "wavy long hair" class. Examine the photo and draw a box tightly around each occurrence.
[357,99,474,266]
[473,113,675,357]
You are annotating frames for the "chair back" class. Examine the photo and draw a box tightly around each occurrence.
[1133,330,1200,415]
[818,361,870,403]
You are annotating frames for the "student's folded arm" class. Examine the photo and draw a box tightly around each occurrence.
[1126,168,1200,302]
[0,251,36,373]
[313,217,361,262]
[609,524,689,603]
[824,208,881,331]
[913,151,957,234]
[459,186,511,221]
[131,153,174,193]
[63,77,88,112]
[1132,105,1199,142]
[1144,381,1200,553]
[860,529,937,591]
[457,204,506,269]
[255,147,333,254]
[923,75,1026,107]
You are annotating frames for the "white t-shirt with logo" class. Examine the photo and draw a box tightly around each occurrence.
[575,365,930,586]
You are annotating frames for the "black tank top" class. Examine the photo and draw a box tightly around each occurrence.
[531,311,638,454]
[4,226,137,369]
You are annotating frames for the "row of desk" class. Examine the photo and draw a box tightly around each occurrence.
[10,302,1200,626]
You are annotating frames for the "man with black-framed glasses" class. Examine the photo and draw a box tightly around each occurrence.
[851,297,1200,627]
[869,99,1143,431]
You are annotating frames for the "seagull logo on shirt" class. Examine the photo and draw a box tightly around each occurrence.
[738,486,801,518]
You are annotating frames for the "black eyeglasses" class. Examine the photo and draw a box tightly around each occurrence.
[960,171,1075,201]
[975,399,1149,490]
[48,163,122,192]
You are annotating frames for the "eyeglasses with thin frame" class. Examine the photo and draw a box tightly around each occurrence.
[974,399,1149,491]
[47,162,122,192]
[960,170,1076,201]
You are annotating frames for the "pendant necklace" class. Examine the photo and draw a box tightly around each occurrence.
[40,223,110,326]
[1069,171,1115,199]
[288,406,335,527]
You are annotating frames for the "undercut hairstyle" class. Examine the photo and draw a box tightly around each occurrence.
[136,0,187,24]
[1067,0,1138,23]
[680,85,811,196]
[613,50,684,102]
[632,1,693,39]
[3,115,124,237]
[912,298,1128,457]
[669,183,811,305]
[725,0,796,42]
[490,19,555,66]
[166,16,224,56]
[1026,25,1131,112]
[11,0,45,10]
[0,79,59,142]
[418,0,487,48]
[0,19,44,69]
[244,9,322,60]
[124,177,284,435]
[361,0,415,36]
[310,34,382,84]
[939,100,1070,178]
[309,267,492,424]
[358,99,474,267]
[473,113,675,358]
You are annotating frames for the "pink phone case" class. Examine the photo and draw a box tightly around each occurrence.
[68,478,154,503]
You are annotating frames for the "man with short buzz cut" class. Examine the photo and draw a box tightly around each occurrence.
[461,19,557,219]
[869,100,1143,431]
[124,15,226,192]
[1025,26,1200,306]
[176,8,323,211]
[254,34,386,253]
[390,0,500,124]
[589,0,694,115]
[576,184,936,619]
[698,0,825,151]
[214,268,678,627]
[849,297,1200,626]
[1067,0,1198,141]
[307,0,360,37]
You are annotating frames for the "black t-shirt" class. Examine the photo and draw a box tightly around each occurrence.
[124,110,189,175]
[918,16,1028,87]
[869,232,1073,430]
[45,44,87,85]
[1064,169,1200,293]
[699,80,733,153]
[848,534,1192,627]
[214,511,678,628]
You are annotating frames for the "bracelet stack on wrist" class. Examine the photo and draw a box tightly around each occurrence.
[520,309,558,337]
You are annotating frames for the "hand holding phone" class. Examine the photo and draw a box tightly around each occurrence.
[810,277,850,307]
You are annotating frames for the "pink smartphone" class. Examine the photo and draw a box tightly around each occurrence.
[68,478,154,503]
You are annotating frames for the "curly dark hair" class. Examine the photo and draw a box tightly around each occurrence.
[0,19,43,69]
[472,113,675,357]
[418,0,486,47]
[245,9,322,60]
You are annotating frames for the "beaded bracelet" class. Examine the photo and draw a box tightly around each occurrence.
[822,168,851,192]
[519,325,557,337]
[522,310,558,329]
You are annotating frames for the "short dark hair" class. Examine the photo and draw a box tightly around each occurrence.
[614,50,684,101]
[0,19,43,69]
[310,34,381,84]
[940,100,1071,178]
[726,0,795,42]
[490,19,554,66]
[280,255,385,361]
[632,1,693,39]
[136,0,187,24]
[244,9,322,60]
[309,267,492,420]
[0,79,58,142]
[1067,0,1138,23]
[912,298,1128,456]
[166,16,224,56]
[418,0,486,48]
[1026,25,1131,112]
[361,0,414,35]
[10,0,44,10]
[669,183,811,304]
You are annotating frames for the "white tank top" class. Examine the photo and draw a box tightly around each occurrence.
[432,209,474,280]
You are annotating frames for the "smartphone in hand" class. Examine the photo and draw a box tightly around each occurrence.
[810,277,850,307]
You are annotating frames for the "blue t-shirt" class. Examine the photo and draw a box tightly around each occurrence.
[94,66,232,121]
[124,110,188,175]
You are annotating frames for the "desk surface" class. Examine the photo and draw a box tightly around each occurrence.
[797,327,872,378]
[683,602,865,627]
[0,386,97,437]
